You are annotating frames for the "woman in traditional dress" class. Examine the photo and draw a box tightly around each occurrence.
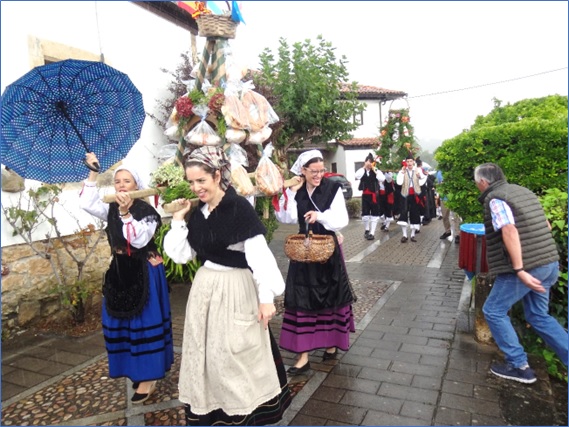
[163,146,291,426]
[80,152,174,404]
[276,149,355,375]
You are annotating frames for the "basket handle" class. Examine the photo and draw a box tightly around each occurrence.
[305,222,313,239]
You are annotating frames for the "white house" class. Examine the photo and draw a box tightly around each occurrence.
[0,1,407,333]
[300,85,407,197]
[1,1,200,247]
[0,1,204,332]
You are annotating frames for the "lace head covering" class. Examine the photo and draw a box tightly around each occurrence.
[113,161,147,190]
[186,146,231,190]
[290,149,323,176]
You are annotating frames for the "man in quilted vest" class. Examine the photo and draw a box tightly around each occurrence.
[475,163,567,384]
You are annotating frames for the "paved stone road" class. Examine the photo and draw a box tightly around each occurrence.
[1,217,567,426]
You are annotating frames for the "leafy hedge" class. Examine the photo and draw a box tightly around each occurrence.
[435,95,568,223]
[435,95,568,381]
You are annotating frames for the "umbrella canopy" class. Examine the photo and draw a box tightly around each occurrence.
[0,59,145,183]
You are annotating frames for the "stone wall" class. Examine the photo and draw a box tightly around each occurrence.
[1,232,111,338]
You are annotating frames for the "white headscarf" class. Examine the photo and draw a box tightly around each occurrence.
[113,162,147,190]
[290,149,323,176]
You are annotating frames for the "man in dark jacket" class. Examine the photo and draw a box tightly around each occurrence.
[475,163,567,384]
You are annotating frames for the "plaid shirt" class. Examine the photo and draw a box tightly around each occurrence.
[489,199,515,231]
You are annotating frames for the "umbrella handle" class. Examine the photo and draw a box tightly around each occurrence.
[84,159,100,172]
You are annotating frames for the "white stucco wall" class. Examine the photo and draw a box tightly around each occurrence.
[0,1,198,247]
[351,100,382,138]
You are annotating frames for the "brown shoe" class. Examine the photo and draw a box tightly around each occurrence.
[410,236,417,242]
[401,236,408,243]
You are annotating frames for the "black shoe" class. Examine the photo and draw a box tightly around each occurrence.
[437,216,443,220]
[287,362,311,376]
[366,234,375,240]
[401,236,408,243]
[364,230,370,238]
[455,236,460,244]
[322,350,337,361]
[440,231,451,239]
[132,382,140,390]
[415,229,420,234]
[131,381,157,404]
[410,236,417,242]
[382,227,390,232]
[380,224,386,230]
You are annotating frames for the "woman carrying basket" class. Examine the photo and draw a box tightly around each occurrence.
[163,146,291,426]
[276,149,355,375]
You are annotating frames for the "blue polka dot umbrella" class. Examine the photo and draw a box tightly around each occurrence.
[0,59,145,183]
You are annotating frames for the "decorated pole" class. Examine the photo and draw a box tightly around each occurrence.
[173,3,237,166]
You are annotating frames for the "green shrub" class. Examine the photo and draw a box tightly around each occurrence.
[154,222,200,284]
[435,95,568,223]
[255,197,279,243]
[346,198,361,218]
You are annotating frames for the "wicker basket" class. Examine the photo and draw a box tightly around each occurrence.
[284,230,335,263]
[196,14,238,39]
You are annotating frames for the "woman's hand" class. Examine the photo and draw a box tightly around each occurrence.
[171,198,192,221]
[115,192,133,215]
[85,152,100,181]
[304,210,318,224]
[258,303,276,330]
[290,176,304,192]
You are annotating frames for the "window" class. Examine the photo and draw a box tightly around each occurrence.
[354,161,364,172]
[353,112,363,125]
[28,35,101,68]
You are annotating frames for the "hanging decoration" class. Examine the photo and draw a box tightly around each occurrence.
[162,0,286,214]
[376,107,421,171]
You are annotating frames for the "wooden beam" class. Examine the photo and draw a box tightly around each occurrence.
[132,1,199,34]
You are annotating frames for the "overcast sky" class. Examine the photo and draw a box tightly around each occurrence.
[225,1,568,151]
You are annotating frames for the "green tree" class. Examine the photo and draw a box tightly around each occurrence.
[253,35,365,171]
[434,95,568,223]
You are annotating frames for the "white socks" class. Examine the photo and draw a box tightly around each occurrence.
[370,217,379,235]
[363,215,370,232]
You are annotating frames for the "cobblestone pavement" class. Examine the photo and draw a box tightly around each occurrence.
[2,217,567,426]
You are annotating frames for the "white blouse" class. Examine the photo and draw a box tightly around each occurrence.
[162,204,285,304]
[78,181,158,249]
[275,186,349,232]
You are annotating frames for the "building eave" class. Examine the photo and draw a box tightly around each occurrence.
[132,1,198,34]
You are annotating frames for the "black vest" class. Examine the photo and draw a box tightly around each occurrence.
[285,178,354,311]
[187,186,266,268]
[478,180,559,274]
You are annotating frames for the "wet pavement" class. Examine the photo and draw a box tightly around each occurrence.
[1,217,567,426]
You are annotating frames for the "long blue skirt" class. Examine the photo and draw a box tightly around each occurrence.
[102,261,174,382]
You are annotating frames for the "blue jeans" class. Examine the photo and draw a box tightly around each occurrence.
[483,261,568,368]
